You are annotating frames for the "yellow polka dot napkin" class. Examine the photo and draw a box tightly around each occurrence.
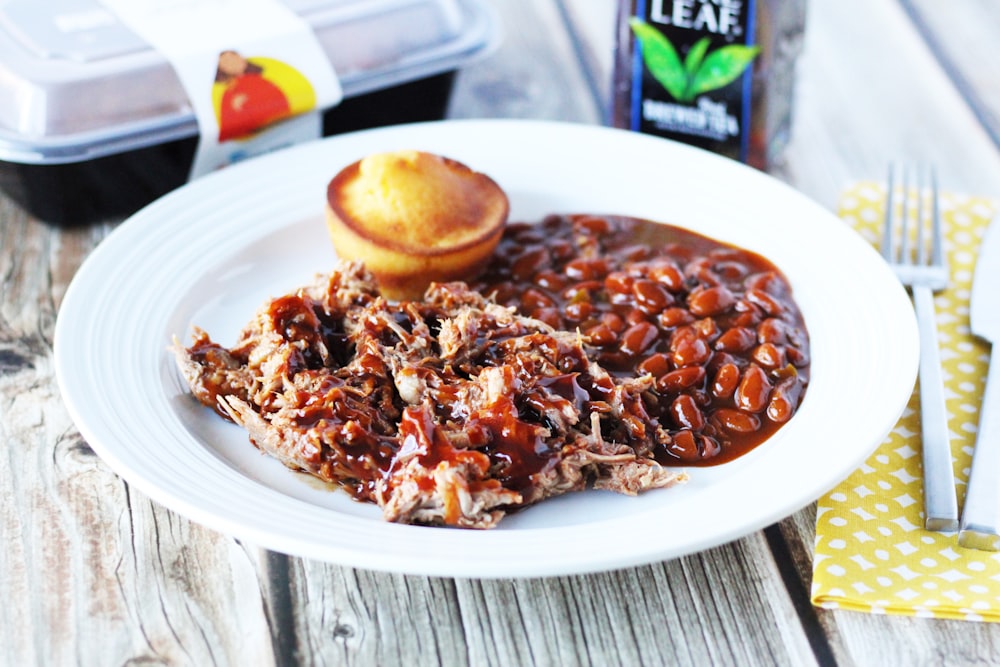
[811,181,999,622]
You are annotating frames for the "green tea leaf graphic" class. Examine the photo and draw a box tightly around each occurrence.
[684,37,711,79]
[688,44,760,98]
[629,19,688,102]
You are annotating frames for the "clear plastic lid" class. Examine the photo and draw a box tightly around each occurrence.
[0,0,498,163]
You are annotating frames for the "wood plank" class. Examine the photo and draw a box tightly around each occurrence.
[782,0,1000,210]
[279,532,818,666]
[0,210,280,666]
[558,0,616,112]
[275,565,469,665]
[446,0,604,123]
[901,0,1000,151]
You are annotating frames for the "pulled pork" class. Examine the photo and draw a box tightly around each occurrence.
[173,262,685,528]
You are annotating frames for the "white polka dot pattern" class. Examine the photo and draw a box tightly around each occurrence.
[811,182,999,622]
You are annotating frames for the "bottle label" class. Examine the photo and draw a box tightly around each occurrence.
[627,0,758,162]
[97,0,343,180]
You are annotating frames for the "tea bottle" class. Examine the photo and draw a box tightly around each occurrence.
[611,0,807,171]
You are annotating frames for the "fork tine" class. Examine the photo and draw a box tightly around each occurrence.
[930,167,944,269]
[916,166,929,266]
[882,164,896,262]
[900,166,912,265]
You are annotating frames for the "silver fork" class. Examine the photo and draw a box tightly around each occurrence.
[881,164,958,531]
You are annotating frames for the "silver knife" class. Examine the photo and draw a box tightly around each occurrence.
[959,215,1000,550]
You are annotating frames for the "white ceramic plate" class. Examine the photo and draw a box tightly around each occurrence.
[54,120,918,577]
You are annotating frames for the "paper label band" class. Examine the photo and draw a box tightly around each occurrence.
[98,0,342,178]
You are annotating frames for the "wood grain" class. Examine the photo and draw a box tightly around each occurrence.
[782,0,1000,209]
[447,0,604,124]
[278,532,817,667]
[901,0,1000,152]
[5,0,1000,664]
[1,214,282,665]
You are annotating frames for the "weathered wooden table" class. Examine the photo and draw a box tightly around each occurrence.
[5,1,1000,664]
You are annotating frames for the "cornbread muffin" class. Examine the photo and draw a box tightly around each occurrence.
[325,150,509,300]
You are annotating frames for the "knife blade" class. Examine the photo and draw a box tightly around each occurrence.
[958,215,1000,550]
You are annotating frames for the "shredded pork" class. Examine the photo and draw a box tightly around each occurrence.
[173,262,685,528]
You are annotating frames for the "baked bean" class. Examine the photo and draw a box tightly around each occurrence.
[669,327,711,367]
[489,282,516,303]
[735,364,772,413]
[730,301,763,328]
[684,257,721,286]
[692,317,719,341]
[712,362,741,399]
[564,300,594,322]
[602,312,626,333]
[746,288,784,316]
[713,260,749,282]
[565,258,609,281]
[670,432,720,461]
[700,436,722,459]
[532,308,562,328]
[688,285,736,316]
[605,271,635,298]
[633,279,672,313]
[669,430,700,462]
[658,366,706,392]
[562,281,600,302]
[670,394,705,430]
[706,350,736,373]
[714,408,761,433]
[512,227,544,244]
[638,353,671,378]
[715,326,755,353]
[786,345,810,367]
[757,317,788,344]
[548,240,576,262]
[745,270,784,294]
[625,261,649,277]
[649,261,686,291]
[752,342,786,369]
[786,325,808,348]
[625,308,648,326]
[621,321,658,356]
[619,244,651,262]
[597,351,630,372]
[511,246,550,280]
[658,307,692,328]
[585,322,618,346]
[575,215,611,235]
[767,375,803,423]
[534,270,569,291]
[521,287,556,311]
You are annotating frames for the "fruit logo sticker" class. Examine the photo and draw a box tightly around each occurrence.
[630,19,758,103]
[212,50,316,142]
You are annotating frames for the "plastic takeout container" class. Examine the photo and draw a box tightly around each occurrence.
[0,0,499,224]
